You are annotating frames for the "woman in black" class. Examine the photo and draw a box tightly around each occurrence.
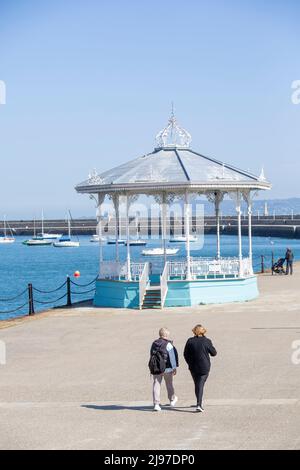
[184,324,217,412]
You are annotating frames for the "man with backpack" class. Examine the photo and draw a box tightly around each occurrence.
[149,327,179,412]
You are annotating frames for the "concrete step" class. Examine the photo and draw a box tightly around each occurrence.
[144,297,161,302]
[142,304,161,309]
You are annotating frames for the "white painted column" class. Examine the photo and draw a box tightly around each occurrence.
[162,193,167,267]
[97,194,104,275]
[126,195,131,281]
[236,191,243,276]
[114,196,120,262]
[248,198,252,266]
[185,191,192,280]
[215,198,221,260]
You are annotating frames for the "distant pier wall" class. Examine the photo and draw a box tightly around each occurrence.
[4,216,300,238]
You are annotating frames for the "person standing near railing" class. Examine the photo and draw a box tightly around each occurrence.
[285,247,294,275]
[184,324,217,413]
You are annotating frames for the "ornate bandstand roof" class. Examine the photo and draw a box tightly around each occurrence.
[76,112,271,196]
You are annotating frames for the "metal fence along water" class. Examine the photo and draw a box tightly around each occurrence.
[0,275,97,319]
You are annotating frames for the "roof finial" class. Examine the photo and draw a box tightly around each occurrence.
[171,101,175,119]
[155,107,192,149]
[259,166,266,181]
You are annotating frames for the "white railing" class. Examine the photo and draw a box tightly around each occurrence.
[160,262,169,308]
[99,261,127,279]
[99,260,147,281]
[131,262,146,281]
[240,257,253,277]
[99,257,254,283]
[168,257,253,279]
[139,263,150,309]
[168,261,187,279]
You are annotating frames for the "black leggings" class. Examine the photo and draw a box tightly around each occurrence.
[191,372,209,407]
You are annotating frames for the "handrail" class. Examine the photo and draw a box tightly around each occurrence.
[160,261,169,308]
[139,263,149,310]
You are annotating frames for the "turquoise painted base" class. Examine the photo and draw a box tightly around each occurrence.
[93,276,259,309]
[164,276,259,307]
[93,279,139,308]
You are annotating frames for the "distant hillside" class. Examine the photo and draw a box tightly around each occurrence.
[79,198,300,218]
[192,198,300,216]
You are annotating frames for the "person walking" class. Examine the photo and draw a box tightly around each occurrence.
[285,247,294,275]
[184,324,217,413]
[149,327,178,412]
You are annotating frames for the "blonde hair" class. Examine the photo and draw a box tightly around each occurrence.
[159,327,170,339]
[192,324,207,336]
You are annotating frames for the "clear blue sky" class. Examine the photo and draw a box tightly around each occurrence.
[0,0,299,218]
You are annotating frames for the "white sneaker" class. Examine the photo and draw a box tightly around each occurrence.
[170,396,178,407]
[195,405,204,412]
[153,404,161,412]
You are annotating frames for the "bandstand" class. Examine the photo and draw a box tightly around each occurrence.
[76,113,271,309]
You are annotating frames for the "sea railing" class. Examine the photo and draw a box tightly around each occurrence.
[0,275,98,320]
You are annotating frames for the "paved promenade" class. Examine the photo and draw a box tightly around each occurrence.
[0,268,300,449]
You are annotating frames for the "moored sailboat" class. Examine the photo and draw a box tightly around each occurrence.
[23,217,53,246]
[0,216,15,244]
[53,212,80,247]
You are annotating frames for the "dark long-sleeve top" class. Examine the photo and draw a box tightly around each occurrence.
[183,336,217,375]
[285,250,294,261]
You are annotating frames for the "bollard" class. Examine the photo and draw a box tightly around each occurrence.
[66,276,72,307]
[28,283,35,315]
[261,255,265,274]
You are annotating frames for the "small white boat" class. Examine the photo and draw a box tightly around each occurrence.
[107,239,126,245]
[125,239,147,246]
[23,212,61,245]
[23,216,53,246]
[142,248,179,256]
[53,238,80,248]
[169,235,198,243]
[90,234,107,243]
[53,211,80,248]
[24,238,53,246]
[0,237,15,244]
[35,211,62,239]
[0,216,15,244]
[36,232,62,240]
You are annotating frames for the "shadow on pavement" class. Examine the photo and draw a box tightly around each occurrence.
[82,404,154,412]
[81,404,197,413]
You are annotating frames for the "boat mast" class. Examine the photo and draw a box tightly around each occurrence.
[3,215,6,237]
[33,217,36,237]
[41,210,44,236]
[68,212,71,238]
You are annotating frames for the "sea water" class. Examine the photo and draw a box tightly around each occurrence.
[0,235,299,320]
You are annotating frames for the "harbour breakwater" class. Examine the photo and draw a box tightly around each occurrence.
[5,215,300,239]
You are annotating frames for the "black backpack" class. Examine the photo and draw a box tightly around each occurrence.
[148,349,166,375]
